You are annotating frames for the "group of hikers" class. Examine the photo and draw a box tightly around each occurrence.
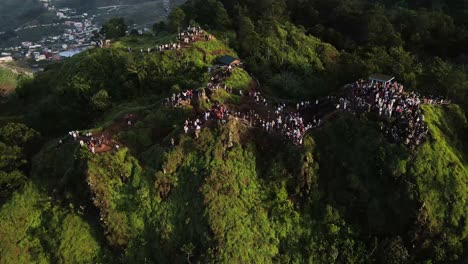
[348,79,447,146]
[247,93,319,145]
[206,66,235,93]
[81,25,453,153]
[126,26,211,54]
[66,130,118,154]
[178,26,211,44]
[169,60,319,145]
[171,66,452,147]
[180,98,318,145]
[127,43,182,54]
[164,89,195,107]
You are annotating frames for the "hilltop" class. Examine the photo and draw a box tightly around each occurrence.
[1,26,467,263]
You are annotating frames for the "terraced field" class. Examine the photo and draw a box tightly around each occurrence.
[0,67,18,96]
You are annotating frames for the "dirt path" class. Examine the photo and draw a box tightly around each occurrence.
[79,114,140,154]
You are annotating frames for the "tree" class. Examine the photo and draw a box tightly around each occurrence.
[0,123,40,148]
[379,237,410,264]
[367,9,403,48]
[238,15,261,57]
[168,7,186,32]
[129,29,139,36]
[91,90,111,111]
[181,243,195,264]
[212,0,231,29]
[153,21,167,34]
[101,18,127,39]
[0,123,40,198]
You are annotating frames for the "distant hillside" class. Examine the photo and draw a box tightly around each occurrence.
[0,0,47,32]
[55,0,169,7]
[88,0,187,27]
[0,0,185,42]
[0,67,17,96]
[54,0,186,13]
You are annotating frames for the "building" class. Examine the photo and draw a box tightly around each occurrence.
[216,55,241,66]
[35,55,46,61]
[22,42,33,48]
[58,46,92,58]
[369,74,395,86]
[0,56,13,63]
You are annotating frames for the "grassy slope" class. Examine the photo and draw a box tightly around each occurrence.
[0,67,17,94]
[409,105,468,258]
[113,33,178,49]
[1,30,467,262]
[0,183,105,263]
[312,104,468,261]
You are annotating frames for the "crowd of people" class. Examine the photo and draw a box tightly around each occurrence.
[206,66,235,93]
[178,26,211,44]
[183,103,232,139]
[164,89,195,107]
[67,74,449,153]
[296,100,319,110]
[174,69,321,146]
[92,26,453,150]
[125,26,211,54]
[67,131,116,154]
[172,71,452,147]
[348,79,445,146]
[181,99,317,145]
[162,61,237,107]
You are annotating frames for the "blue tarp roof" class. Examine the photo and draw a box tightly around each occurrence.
[59,46,92,58]
[217,55,238,65]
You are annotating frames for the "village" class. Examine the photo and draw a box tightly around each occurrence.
[0,0,101,67]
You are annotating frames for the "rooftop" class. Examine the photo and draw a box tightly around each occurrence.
[369,74,395,83]
[216,55,239,66]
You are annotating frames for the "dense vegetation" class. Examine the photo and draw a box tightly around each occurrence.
[187,0,468,107]
[0,0,467,263]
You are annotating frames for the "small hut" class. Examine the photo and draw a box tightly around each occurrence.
[216,55,240,66]
[369,74,395,86]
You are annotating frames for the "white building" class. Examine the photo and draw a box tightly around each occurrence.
[35,55,46,61]
[0,56,13,63]
[22,41,33,48]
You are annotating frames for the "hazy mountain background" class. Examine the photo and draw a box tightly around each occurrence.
[0,0,185,32]
[0,0,47,32]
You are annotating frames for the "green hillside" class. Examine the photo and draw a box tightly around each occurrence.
[0,67,17,96]
[0,0,468,263]
[2,93,465,262]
